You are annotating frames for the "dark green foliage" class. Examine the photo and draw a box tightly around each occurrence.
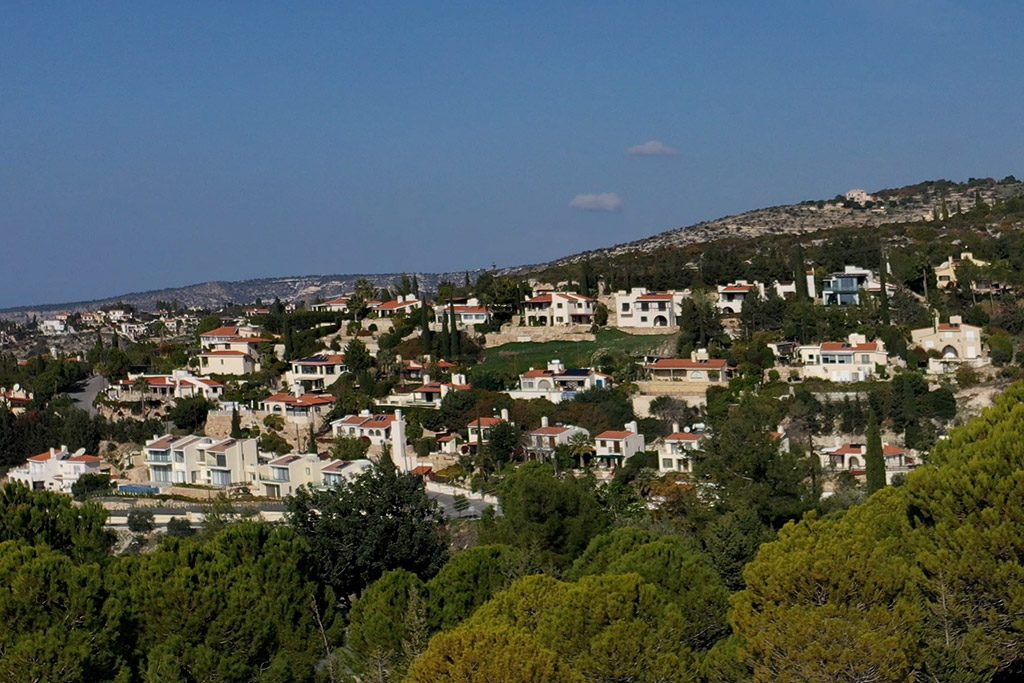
[480,462,610,568]
[71,472,113,500]
[287,459,448,602]
[166,395,212,432]
[127,509,155,535]
[112,522,342,682]
[0,484,113,563]
[0,542,131,682]
[427,544,521,630]
[165,517,194,538]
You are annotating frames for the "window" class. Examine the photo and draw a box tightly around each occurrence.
[662,458,673,469]
[861,355,870,364]
[621,303,629,312]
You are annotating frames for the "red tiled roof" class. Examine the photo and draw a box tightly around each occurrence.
[883,445,907,456]
[377,299,419,310]
[721,284,754,293]
[201,326,239,337]
[832,444,864,456]
[523,369,554,378]
[526,294,552,304]
[596,430,633,439]
[636,292,674,301]
[666,432,703,441]
[468,417,502,428]
[201,350,251,357]
[531,426,571,436]
[820,342,879,352]
[67,454,101,462]
[263,393,336,407]
[410,465,433,476]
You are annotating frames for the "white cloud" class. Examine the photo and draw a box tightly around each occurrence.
[626,140,679,156]
[569,193,623,213]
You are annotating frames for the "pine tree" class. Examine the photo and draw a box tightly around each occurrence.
[865,412,885,494]
[308,422,317,454]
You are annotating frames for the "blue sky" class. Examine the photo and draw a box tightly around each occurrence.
[2,1,1022,308]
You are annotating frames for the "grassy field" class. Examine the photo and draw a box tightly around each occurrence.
[476,329,677,376]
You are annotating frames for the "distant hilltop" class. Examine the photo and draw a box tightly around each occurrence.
[512,176,1024,271]
[4,176,1020,318]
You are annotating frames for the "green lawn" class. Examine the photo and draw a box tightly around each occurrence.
[476,329,677,376]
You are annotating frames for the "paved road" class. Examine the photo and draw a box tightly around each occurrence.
[68,374,107,416]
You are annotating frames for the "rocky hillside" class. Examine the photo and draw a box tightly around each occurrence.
[516,177,1024,270]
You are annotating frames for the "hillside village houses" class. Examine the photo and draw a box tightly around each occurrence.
[144,435,260,487]
[381,373,471,409]
[820,440,917,485]
[787,333,892,382]
[715,280,765,315]
[773,271,818,299]
[657,425,706,474]
[108,370,224,404]
[506,359,613,404]
[467,410,511,449]
[258,385,336,429]
[0,385,32,415]
[284,354,348,391]
[8,446,102,493]
[934,252,991,290]
[523,291,596,326]
[614,288,690,328]
[197,324,271,376]
[911,314,988,374]
[373,295,422,317]
[524,417,589,462]
[642,350,733,393]
[593,421,645,469]
[310,296,350,313]
[433,298,493,329]
[260,455,371,499]
[821,266,895,307]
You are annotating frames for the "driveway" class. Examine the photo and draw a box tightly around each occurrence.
[68,374,107,416]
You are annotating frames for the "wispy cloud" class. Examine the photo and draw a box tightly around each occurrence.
[626,140,678,156]
[569,193,623,212]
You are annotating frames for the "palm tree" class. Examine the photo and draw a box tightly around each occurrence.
[568,431,595,470]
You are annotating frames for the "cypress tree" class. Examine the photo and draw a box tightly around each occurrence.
[879,250,891,326]
[865,412,885,494]
[230,406,243,439]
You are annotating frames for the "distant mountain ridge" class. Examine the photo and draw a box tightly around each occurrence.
[0,272,483,320]
[5,177,1020,318]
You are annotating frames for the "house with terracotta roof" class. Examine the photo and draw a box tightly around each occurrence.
[372,295,422,317]
[433,298,493,329]
[613,288,690,328]
[658,424,706,474]
[259,454,373,498]
[311,296,351,313]
[715,280,766,315]
[934,252,990,290]
[320,459,374,488]
[507,359,612,403]
[523,291,596,326]
[911,314,987,373]
[108,370,224,404]
[820,441,917,484]
[143,434,259,488]
[644,350,732,385]
[0,385,33,415]
[285,354,348,391]
[524,417,589,461]
[259,386,336,428]
[7,446,103,493]
[467,409,512,448]
[330,409,413,469]
[790,333,890,382]
[593,421,646,468]
[198,349,256,375]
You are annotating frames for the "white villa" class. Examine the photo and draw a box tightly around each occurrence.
[911,314,987,373]
[716,280,765,315]
[614,288,689,328]
[593,421,646,468]
[657,425,705,474]
[143,435,260,488]
[790,333,890,382]
[523,291,596,326]
[8,446,103,493]
[506,359,612,404]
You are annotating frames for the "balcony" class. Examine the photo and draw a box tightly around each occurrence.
[146,451,171,462]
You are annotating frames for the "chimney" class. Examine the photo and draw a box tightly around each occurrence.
[392,409,409,472]
[541,416,550,428]
[292,381,304,397]
[933,310,940,332]
[626,421,638,434]
[422,373,431,385]
[500,408,510,421]
[451,372,466,386]
[672,422,680,434]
